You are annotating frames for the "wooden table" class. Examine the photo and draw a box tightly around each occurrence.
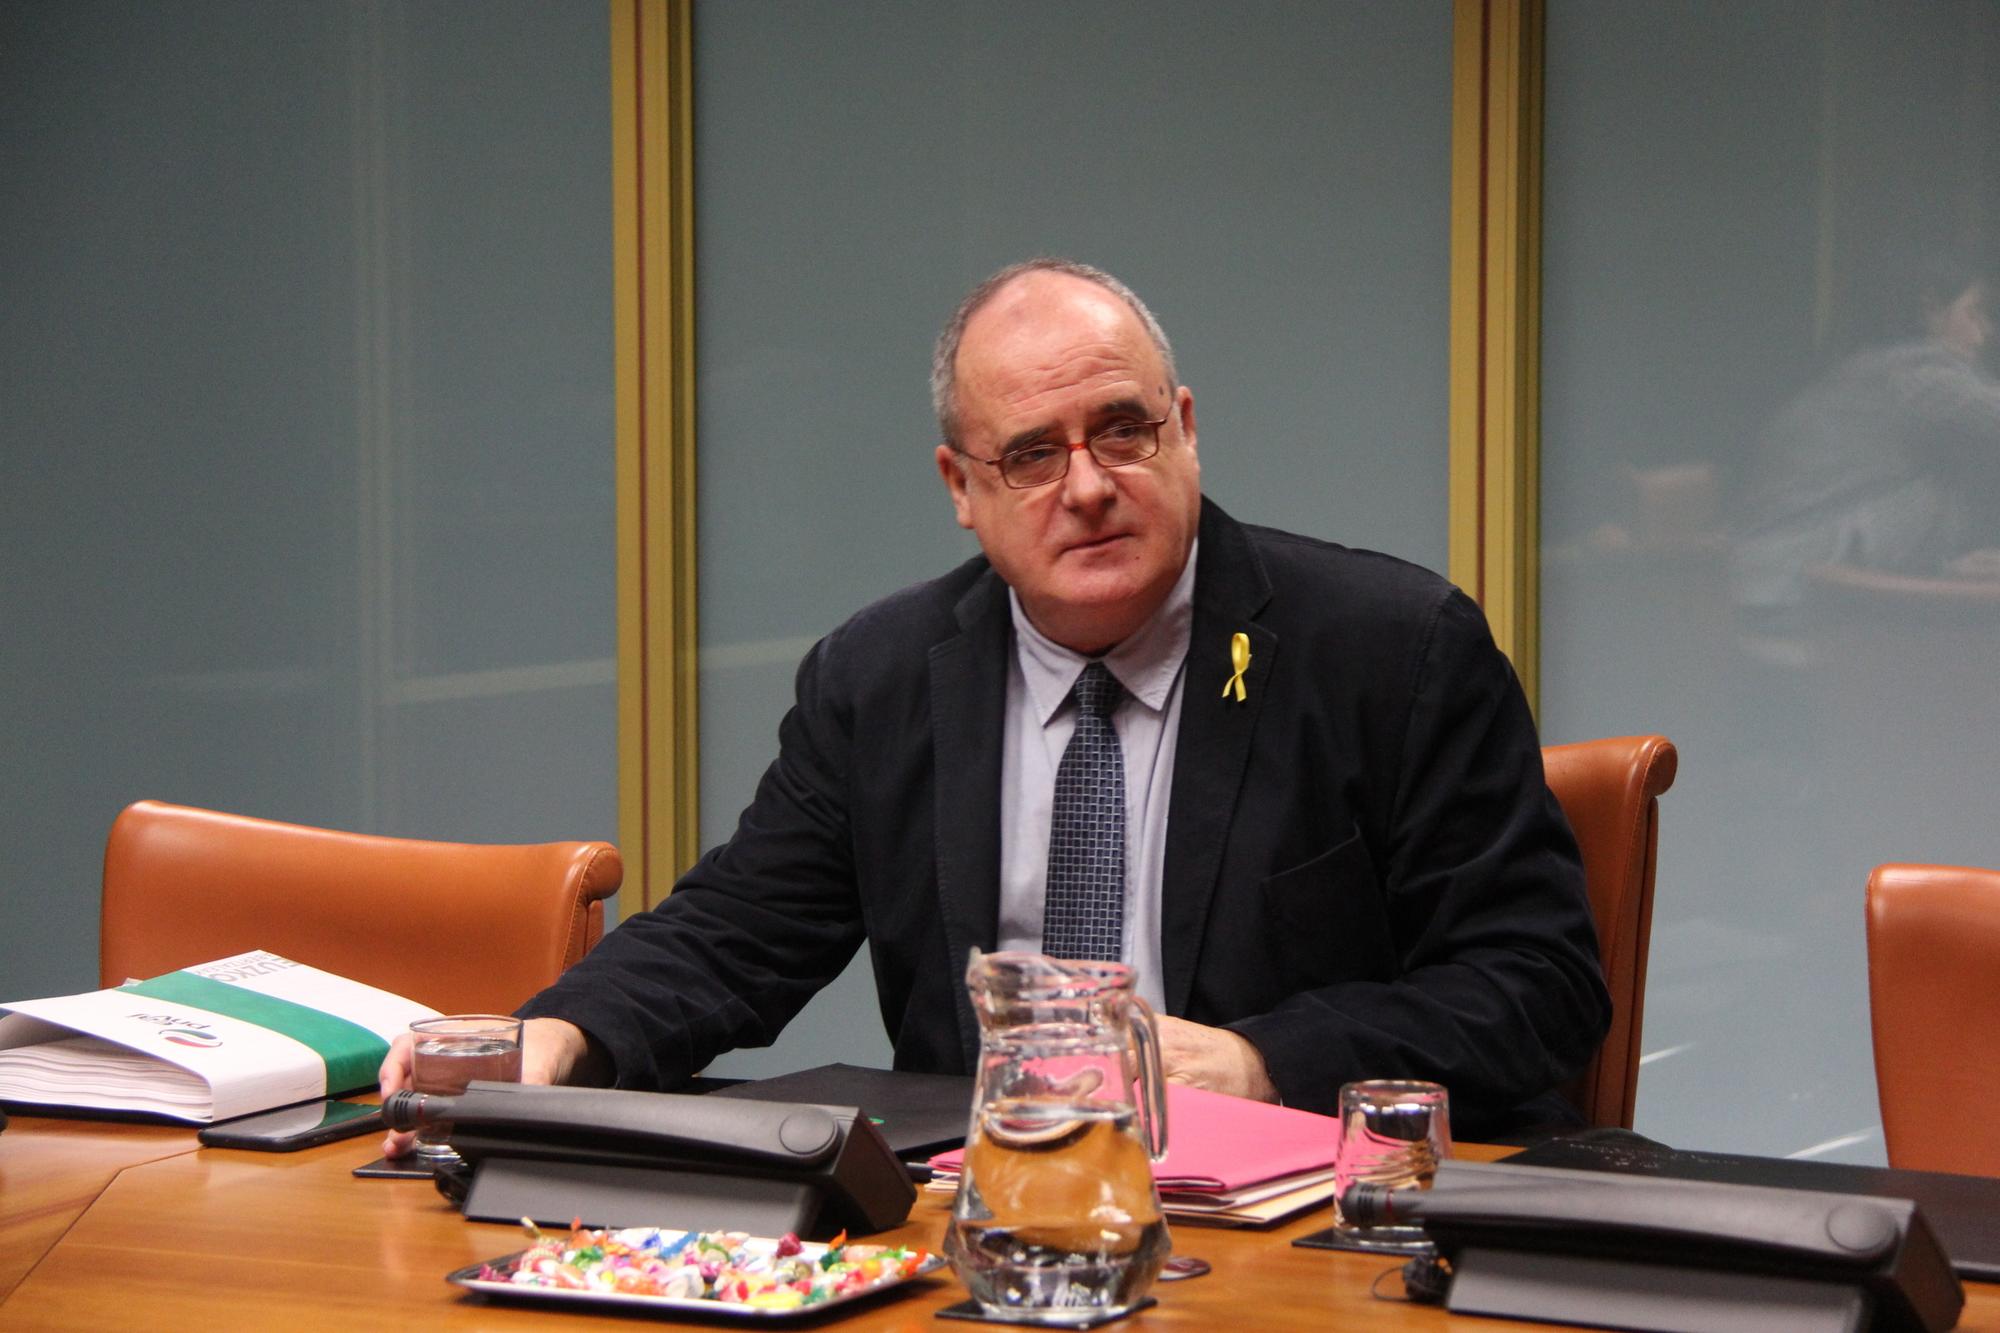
[0,1116,199,1299]
[3,1113,1995,1330]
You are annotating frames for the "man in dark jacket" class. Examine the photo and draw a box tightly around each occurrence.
[382,259,1608,1144]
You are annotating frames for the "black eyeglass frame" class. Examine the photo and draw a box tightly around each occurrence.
[953,397,1178,490]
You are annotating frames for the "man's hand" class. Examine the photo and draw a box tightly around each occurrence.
[376,1017,598,1158]
[1157,1014,1279,1103]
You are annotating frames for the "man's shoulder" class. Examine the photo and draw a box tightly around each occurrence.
[815,551,997,662]
[1232,516,1464,624]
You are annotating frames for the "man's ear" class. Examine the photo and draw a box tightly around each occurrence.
[1175,384,1198,460]
[936,444,976,529]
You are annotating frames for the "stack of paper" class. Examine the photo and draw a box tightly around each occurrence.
[0,950,437,1122]
[928,1083,1341,1227]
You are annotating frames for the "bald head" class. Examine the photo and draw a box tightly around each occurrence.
[932,258,1178,445]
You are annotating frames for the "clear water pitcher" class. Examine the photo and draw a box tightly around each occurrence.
[943,951,1171,1324]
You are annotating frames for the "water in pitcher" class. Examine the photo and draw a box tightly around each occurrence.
[945,1097,1168,1317]
[946,952,1170,1323]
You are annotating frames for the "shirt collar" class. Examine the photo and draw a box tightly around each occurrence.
[1010,539,1199,726]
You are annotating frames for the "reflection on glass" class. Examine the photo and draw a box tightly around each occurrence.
[1541,1,2000,1165]
[1733,254,2000,628]
[1,2,616,1001]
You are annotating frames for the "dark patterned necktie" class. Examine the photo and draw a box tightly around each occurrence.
[1042,661,1126,961]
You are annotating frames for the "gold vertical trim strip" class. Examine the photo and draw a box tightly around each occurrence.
[661,0,700,905]
[1449,0,1544,709]
[613,0,698,917]
[1810,2,1843,351]
[1448,1,1487,613]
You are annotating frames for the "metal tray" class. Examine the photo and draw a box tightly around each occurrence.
[448,1228,946,1322]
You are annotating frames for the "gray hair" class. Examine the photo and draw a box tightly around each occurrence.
[930,258,1179,446]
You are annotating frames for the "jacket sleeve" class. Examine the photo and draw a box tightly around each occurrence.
[1225,588,1611,1132]
[517,636,867,1091]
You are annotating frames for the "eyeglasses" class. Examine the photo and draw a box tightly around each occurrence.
[957,401,1175,489]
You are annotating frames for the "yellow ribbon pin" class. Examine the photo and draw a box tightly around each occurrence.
[1221,631,1251,702]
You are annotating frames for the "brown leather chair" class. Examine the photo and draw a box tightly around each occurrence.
[1542,734,1678,1129]
[1866,862,2000,1176]
[99,799,622,1014]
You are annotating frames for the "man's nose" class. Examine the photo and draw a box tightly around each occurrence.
[1058,442,1117,507]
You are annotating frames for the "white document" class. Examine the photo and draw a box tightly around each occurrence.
[0,950,438,1122]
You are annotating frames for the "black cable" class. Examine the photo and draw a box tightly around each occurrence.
[1399,1254,1454,1305]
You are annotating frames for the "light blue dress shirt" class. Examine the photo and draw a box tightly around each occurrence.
[994,541,1197,1011]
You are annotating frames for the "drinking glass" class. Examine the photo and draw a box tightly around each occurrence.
[407,1014,524,1164]
[1332,1079,1451,1253]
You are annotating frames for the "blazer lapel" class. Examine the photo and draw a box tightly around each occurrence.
[930,569,1012,1068]
[1161,501,1275,1015]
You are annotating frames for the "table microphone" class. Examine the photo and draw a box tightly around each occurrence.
[1344,1168,1907,1266]
[382,1082,845,1165]
[1339,1161,1962,1333]
[380,1081,915,1238]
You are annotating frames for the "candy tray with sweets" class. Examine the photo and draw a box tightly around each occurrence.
[447,1219,944,1322]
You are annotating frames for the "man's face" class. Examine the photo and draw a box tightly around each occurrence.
[1932,281,1992,363]
[936,272,1201,655]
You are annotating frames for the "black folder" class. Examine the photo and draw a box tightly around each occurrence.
[1508,1129,2000,1282]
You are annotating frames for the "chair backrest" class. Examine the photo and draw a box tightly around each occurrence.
[99,799,622,1014]
[1542,734,1678,1129]
[1866,862,2000,1176]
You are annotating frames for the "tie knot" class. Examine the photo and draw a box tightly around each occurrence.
[1071,662,1123,718]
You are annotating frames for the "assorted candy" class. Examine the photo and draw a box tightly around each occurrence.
[484,1219,934,1310]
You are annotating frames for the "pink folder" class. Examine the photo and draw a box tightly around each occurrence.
[928,1083,1339,1194]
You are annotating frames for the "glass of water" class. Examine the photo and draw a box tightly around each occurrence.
[407,1014,524,1165]
[1332,1079,1451,1253]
